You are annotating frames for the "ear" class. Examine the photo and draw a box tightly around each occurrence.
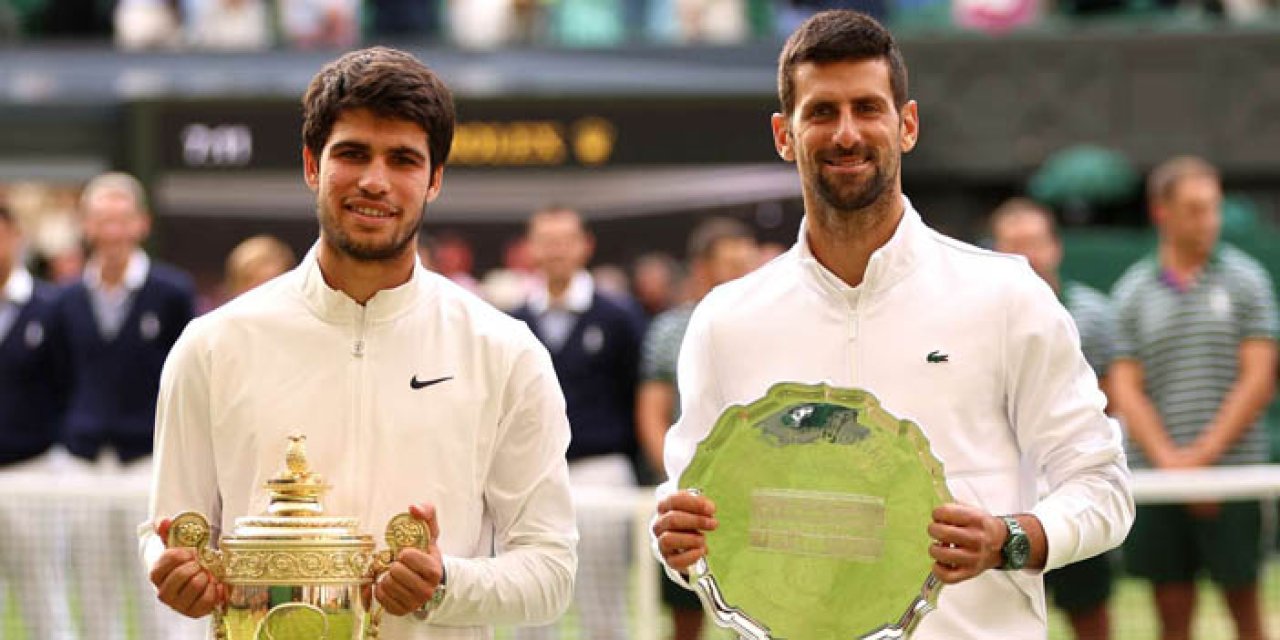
[771,113,795,162]
[302,146,320,192]
[425,165,445,203]
[899,100,919,153]
[1149,202,1165,227]
[138,211,153,240]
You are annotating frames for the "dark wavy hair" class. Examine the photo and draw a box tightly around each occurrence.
[302,47,456,176]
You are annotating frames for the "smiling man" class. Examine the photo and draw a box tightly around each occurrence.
[141,47,578,639]
[650,11,1133,638]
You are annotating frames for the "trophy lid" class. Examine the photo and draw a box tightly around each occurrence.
[224,434,370,543]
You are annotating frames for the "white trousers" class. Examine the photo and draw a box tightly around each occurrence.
[60,451,207,640]
[0,450,76,639]
[516,453,634,640]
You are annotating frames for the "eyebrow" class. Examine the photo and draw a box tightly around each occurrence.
[330,140,428,160]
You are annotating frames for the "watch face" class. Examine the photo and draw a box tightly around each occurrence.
[1007,534,1031,569]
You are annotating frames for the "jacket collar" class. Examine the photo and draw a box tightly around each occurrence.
[527,270,594,315]
[794,195,923,304]
[84,249,149,293]
[296,243,428,324]
[3,267,33,305]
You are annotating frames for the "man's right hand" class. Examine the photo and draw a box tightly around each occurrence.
[651,491,718,573]
[151,518,224,618]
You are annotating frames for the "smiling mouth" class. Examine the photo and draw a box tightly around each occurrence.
[346,203,399,219]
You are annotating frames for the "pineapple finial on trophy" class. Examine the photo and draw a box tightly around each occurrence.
[285,433,309,477]
[266,433,330,516]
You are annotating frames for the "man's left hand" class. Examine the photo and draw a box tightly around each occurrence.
[927,503,1006,584]
[375,503,445,616]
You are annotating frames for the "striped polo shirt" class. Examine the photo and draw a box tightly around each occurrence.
[1062,280,1117,379]
[1112,245,1279,468]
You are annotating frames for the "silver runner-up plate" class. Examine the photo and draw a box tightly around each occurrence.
[678,382,952,639]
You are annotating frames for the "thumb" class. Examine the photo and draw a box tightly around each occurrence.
[407,503,440,546]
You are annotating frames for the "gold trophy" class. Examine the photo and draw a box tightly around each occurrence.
[167,434,429,639]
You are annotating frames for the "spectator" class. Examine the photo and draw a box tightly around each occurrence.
[51,171,198,640]
[114,0,182,49]
[990,197,1118,640]
[0,202,74,640]
[278,0,359,49]
[512,206,645,640]
[632,251,682,319]
[636,216,757,640]
[223,234,296,299]
[182,0,272,50]
[1110,155,1278,640]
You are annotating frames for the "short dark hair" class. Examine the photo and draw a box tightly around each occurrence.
[687,217,754,261]
[778,10,908,116]
[303,47,456,174]
[1147,155,1219,205]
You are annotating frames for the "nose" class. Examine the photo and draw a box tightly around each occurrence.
[833,107,860,149]
[358,159,391,196]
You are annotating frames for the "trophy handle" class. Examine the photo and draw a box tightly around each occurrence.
[167,511,227,579]
[166,512,229,639]
[367,512,432,638]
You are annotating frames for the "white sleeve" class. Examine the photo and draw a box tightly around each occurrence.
[139,319,222,574]
[1007,275,1135,571]
[429,336,577,626]
[651,301,723,586]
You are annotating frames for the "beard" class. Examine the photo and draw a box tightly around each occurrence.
[807,144,898,218]
[318,201,422,262]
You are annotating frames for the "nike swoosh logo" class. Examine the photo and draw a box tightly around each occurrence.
[410,375,453,390]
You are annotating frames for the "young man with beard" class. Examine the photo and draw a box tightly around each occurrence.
[141,47,577,639]
[650,11,1133,638]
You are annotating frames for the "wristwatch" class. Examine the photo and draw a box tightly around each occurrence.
[412,562,448,621]
[998,515,1030,570]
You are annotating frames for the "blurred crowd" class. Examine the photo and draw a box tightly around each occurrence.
[1,151,1277,639]
[1,0,1276,50]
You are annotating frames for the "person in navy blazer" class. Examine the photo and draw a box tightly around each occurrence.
[510,207,645,640]
[0,203,76,639]
[50,171,200,640]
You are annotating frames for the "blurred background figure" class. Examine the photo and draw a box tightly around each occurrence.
[50,172,200,640]
[592,262,634,301]
[481,235,539,312]
[636,216,757,640]
[113,0,182,49]
[632,251,682,319]
[426,230,483,295]
[277,0,360,48]
[989,197,1118,640]
[1110,156,1278,640]
[513,206,645,640]
[449,0,517,48]
[0,201,75,640]
[182,0,272,50]
[223,233,296,299]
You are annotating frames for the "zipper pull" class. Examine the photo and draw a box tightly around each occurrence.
[353,340,365,357]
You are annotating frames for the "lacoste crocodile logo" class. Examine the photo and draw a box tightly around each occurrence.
[410,375,453,390]
[926,350,949,364]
